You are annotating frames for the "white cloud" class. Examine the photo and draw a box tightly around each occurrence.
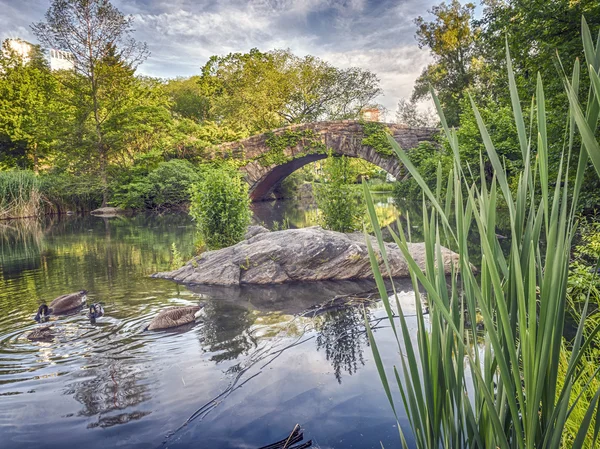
[1,0,439,115]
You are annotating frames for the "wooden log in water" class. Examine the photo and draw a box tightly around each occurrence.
[257,425,313,449]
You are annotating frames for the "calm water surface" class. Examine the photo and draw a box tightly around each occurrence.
[0,199,417,449]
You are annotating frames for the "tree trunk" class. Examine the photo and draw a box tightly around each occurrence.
[33,142,38,173]
[91,81,107,207]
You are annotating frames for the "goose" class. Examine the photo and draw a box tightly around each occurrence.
[27,324,55,342]
[87,303,104,323]
[145,305,204,331]
[35,290,88,321]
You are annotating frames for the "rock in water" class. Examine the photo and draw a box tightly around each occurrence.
[153,226,460,286]
[90,207,125,216]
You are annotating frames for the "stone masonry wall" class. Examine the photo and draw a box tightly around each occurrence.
[212,120,438,200]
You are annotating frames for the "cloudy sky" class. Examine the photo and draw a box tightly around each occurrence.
[0,0,439,116]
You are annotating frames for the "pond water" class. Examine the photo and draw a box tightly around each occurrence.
[0,198,420,449]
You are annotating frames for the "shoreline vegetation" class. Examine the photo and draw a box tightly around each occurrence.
[365,17,600,449]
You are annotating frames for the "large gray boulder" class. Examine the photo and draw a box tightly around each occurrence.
[152,226,459,286]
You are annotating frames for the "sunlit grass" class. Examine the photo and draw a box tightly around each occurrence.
[0,170,42,219]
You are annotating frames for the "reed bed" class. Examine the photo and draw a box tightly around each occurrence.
[364,19,600,449]
[0,170,42,220]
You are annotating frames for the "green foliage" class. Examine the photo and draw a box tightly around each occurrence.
[392,141,452,200]
[568,220,600,305]
[170,242,184,269]
[360,121,394,157]
[455,97,522,185]
[39,170,103,212]
[199,48,381,133]
[111,159,201,209]
[314,154,363,233]
[163,76,209,122]
[0,170,42,218]
[562,219,600,448]
[413,1,481,126]
[260,129,327,167]
[189,166,251,249]
[395,100,520,202]
[33,0,150,205]
[0,40,65,171]
[365,25,600,449]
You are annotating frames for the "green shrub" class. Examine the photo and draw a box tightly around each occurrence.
[111,159,201,209]
[146,160,201,207]
[0,170,41,218]
[189,166,251,249]
[568,219,600,307]
[314,154,363,232]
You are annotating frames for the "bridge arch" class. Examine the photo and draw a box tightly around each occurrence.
[213,120,438,201]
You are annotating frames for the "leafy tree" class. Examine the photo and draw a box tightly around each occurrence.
[412,1,481,126]
[0,40,65,170]
[199,48,287,133]
[164,76,209,122]
[280,53,381,123]
[478,0,600,103]
[199,48,381,133]
[32,0,149,205]
[395,97,439,127]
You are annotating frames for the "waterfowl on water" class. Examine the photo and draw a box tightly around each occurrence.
[35,291,88,321]
[145,305,204,331]
[27,324,55,342]
[87,303,104,323]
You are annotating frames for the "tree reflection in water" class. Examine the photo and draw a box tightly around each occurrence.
[315,306,370,383]
[200,301,258,364]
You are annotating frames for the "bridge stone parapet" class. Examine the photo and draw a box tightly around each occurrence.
[212,120,438,201]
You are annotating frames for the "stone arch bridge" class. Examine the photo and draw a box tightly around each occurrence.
[213,120,438,201]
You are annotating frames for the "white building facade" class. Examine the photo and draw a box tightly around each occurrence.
[4,38,74,71]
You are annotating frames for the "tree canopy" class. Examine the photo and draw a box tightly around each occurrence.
[199,48,382,133]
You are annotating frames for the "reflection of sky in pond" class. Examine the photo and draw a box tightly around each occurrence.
[0,207,422,448]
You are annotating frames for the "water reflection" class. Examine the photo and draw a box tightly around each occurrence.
[315,307,368,383]
[252,193,399,230]
[0,209,414,449]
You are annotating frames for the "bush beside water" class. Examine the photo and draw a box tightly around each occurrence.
[189,166,251,250]
[111,159,201,210]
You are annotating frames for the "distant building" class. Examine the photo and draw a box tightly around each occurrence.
[360,107,380,122]
[4,38,74,71]
[49,48,75,71]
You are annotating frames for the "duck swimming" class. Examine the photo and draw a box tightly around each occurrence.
[35,290,88,321]
[145,305,204,331]
[87,303,104,323]
[27,324,55,342]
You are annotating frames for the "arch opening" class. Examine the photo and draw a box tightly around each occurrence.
[248,153,400,201]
